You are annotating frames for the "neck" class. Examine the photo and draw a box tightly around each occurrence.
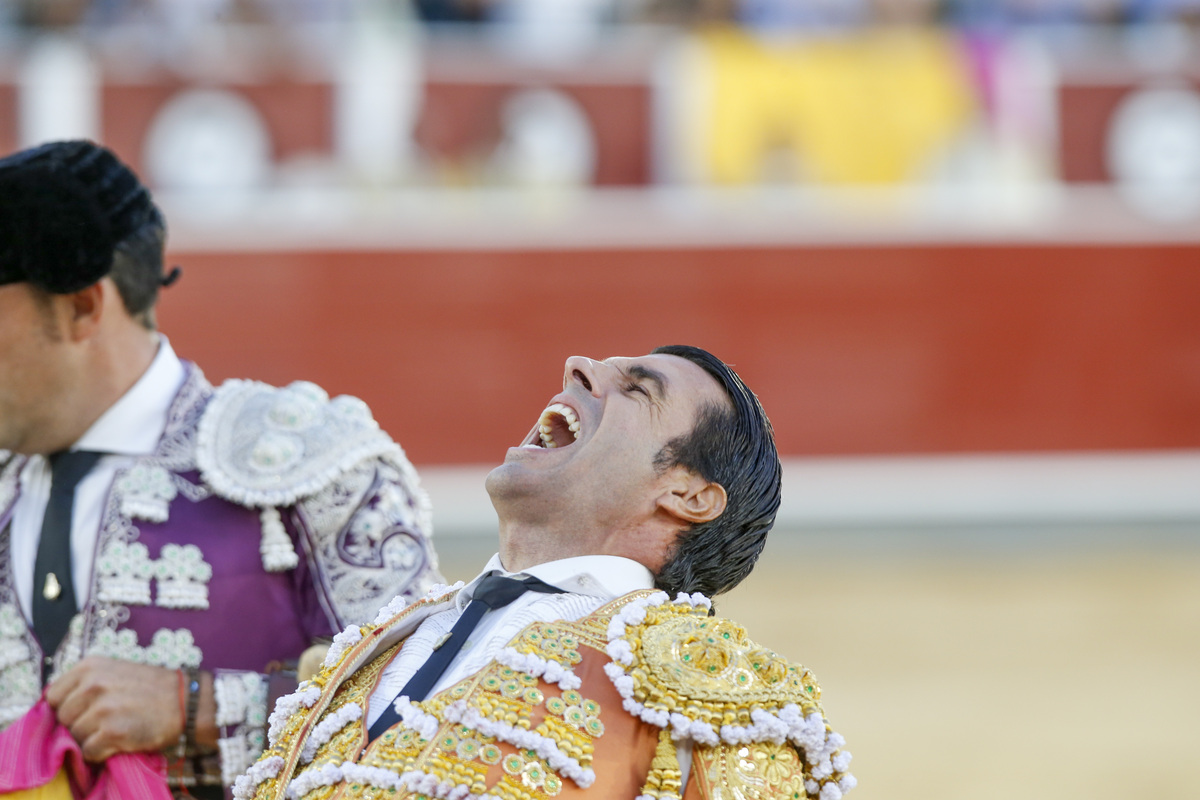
[496,518,583,574]
[496,511,678,577]
[54,326,158,452]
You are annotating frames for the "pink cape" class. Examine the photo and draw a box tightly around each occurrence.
[0,698,172,799]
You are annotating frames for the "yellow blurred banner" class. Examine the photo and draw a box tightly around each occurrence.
[696,28,976,184]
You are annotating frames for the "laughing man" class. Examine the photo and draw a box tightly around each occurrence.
[235,346,855,800]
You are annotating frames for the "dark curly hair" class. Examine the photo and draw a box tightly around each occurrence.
[650,345,781,598]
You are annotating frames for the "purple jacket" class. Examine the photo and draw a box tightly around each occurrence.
[0,362,443,789]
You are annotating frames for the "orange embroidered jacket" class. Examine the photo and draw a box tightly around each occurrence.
[233,587,855,800]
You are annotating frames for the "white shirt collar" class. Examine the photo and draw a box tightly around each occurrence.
[73,335,186,456]
[459,552,655,609]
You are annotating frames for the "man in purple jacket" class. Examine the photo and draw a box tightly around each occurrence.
[0,140,443,797]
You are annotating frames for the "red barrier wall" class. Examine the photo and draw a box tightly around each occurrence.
[157,245,1200,465]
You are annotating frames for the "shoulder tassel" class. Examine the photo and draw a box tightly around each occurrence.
[639,728,683,800]
[260,507,300,572]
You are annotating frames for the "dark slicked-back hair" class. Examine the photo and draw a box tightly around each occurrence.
[651,345,781,598]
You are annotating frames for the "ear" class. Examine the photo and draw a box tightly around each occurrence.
[655,467,727,526]
[63,281,106,342]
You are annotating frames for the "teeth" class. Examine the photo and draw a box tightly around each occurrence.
[536,402,581,447]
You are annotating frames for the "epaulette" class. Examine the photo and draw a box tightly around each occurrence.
[196,379,401,508]
[195,379,408,572]
[603,591,855,799]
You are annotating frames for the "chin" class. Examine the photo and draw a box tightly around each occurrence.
[484,461,519,502]
[485,460,562,513]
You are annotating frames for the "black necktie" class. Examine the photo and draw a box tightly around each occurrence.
[367,574,565,742]
[32,450,103,680]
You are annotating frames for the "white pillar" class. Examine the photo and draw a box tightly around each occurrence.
[18,35,100,147]
[334,16,423,185]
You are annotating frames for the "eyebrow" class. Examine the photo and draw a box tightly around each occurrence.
[625,364,669,401]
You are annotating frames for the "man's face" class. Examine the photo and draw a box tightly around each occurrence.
[0,283,73,454]
[486,352,729,538]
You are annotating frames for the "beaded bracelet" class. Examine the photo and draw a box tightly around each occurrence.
[175,669,188,758]
[183,667,201,751]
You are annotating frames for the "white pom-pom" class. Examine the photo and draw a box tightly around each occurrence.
[372,594,410,625]
[690,720,719,746]
[322,624,364,669]
[819,782,843,800]
[425,581,464,600]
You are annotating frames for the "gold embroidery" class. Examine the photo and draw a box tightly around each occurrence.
[534,714,590,767]
[256,597,649,800]
[428,750,490,790]
[623,603,824,730]
[288,642,401,800]
[349,648,608,799]
[697,741,809,800]
[486,749,564,800]
[611,599,854,799]
[512,623,585,667]
[249,590,850,800]
[569,591,649,649]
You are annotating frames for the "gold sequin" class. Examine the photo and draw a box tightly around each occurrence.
[521,761,546,789]
[480,743,503,765]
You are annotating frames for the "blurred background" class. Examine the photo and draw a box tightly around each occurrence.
[2,0,1198,797]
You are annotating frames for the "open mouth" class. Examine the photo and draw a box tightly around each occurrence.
[529,402,580,449]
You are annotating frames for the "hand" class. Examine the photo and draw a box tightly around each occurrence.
[45,656,184,762]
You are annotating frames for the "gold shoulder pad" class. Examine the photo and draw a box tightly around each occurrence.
[616,595,823,725]
[605,592,855,799]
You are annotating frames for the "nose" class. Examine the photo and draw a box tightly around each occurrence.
[563,356,601,396]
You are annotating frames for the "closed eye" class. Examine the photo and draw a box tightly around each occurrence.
[624,382,650,398]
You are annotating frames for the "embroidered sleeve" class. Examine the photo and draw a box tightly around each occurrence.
[214,670,271,786]
[295,455,441,628]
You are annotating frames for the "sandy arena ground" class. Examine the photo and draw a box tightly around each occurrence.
[437,526,1200,800]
